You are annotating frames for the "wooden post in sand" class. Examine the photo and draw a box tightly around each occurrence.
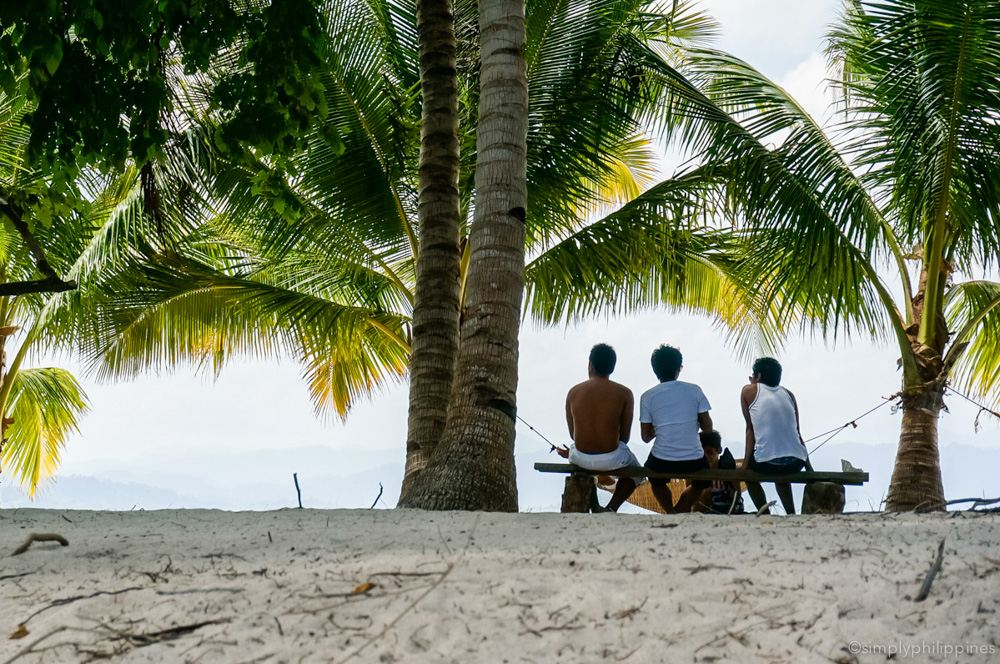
[561,474,594,513]
[802,482,845,514]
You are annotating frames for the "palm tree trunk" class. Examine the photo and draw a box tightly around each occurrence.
[399,0,527,511]
[399,0,464,502]
[886,384,946,511]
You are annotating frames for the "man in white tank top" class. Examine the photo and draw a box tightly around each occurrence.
[740,357,812,514]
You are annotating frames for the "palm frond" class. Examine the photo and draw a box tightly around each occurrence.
[525,172,788,356]
[945,280,1000,405]
[87,255,410,417]
[829,0,1000,267]
[1,367,89,497]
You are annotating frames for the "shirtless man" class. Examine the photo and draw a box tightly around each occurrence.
[740,357,813,514]
[557,343,642,512]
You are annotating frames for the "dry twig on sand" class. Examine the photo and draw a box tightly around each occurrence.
[915,538,946,602]
[683,564,736,575]
[755,501,777,516]
[21,587,144,625]
[12,533,68,556]
[106,619,230,647]
[336,563,456,663]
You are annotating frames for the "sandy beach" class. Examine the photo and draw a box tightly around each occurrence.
[2,508,998,663]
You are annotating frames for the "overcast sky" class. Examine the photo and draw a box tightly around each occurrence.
[3,0,999,512]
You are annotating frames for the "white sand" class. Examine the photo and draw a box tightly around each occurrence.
[2,508,998,663]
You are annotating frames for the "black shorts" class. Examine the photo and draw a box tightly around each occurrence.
[644,454,711,488]
[748,455,805,475]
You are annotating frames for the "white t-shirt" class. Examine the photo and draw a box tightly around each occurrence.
[639,380,711,461]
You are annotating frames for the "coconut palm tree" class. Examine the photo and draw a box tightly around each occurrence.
[76,0,748,391]
[0,89,92,497]
[0,41,231,497]
[607,0,1000,511]
[405,0,465,499]
[398,0,529,510]
[67,0,782,508]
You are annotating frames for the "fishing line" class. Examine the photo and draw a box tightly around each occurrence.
[805,393,901,455]
[945,386,1000,432]
[519,391,906,457]
[516,414,558,452]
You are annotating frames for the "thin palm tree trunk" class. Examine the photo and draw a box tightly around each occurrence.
[399,0,464,502]
[399,0,527,511]
[886,388,946,511]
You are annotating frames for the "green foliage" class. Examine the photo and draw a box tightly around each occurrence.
[0,0,330,180]
[51,0,785,422]
[637,0,1000,409]
[2,367,89,497]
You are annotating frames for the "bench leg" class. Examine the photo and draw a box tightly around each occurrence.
[802,482,845,514]
[561,475,595,513]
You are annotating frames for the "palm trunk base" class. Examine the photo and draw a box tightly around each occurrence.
[886,392,946,512]
[397,407,518,511]
[398,447,430,504]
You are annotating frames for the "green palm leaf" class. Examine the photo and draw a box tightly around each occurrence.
[525,171,787,356]
[88,255,410,417]
[1,367,89,497]
[945,280,1000,405]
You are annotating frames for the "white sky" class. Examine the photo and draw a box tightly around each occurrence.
[4,0,999,512]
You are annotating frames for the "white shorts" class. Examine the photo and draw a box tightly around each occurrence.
[568,442,646,486]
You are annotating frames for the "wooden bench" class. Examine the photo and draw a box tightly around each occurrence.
[534,462,869,514]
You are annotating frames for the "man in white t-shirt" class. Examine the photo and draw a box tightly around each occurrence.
[639,345,714,513]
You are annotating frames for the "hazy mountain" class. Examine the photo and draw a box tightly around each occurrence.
[2,441,996,512]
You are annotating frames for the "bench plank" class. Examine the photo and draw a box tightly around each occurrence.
[533,462,868,485]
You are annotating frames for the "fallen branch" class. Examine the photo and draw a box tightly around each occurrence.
[155,588,243,596]
[945,497,1000,509]
[22,587,144,625]
[517,614,584,637]
[755,501,777,516]
[915,538,946,602]
[367,570,450,579]
[370,482,384,509]
[683,564,736,575]
[12,533,68,556]
[611,598,648,620]
[116,619,229,647]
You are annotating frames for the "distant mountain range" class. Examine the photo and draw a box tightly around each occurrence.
[2,442,997,512]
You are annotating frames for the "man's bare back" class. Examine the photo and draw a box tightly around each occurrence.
[565,377,633,454]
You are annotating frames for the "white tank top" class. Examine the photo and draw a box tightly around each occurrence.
[748,384,806,462]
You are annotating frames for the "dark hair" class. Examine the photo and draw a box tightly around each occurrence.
[752,357,782,387]
[699,430,722,450]
[650,345,682,382]
[589,343,617,377]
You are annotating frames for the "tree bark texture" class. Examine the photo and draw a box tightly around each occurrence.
[885,387,946,511]
[399,0,464,503]
[399,0,527,511]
